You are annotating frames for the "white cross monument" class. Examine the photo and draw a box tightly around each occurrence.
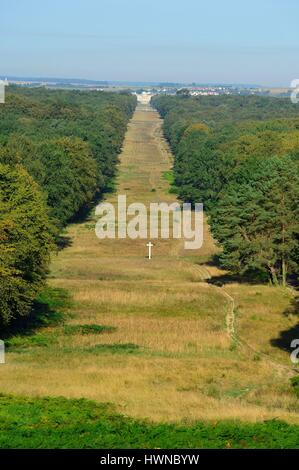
[147,241,153,260]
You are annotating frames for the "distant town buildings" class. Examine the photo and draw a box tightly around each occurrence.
[0,77,291,98]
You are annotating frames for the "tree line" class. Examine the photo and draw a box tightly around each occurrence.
[151,94,299,286]
[0,87,136,325]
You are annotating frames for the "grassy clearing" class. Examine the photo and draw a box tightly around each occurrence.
[0,395,298,449]
[1,104,299,440]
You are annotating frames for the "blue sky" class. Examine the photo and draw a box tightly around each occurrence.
[1,0,299,85]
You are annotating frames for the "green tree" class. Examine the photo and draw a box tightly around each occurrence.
[0,164,54,325]
[175,127,233,209]
[37,137,98,225]
[211,156,299,285]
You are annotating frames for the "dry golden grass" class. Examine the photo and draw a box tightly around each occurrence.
[1,104,299,424]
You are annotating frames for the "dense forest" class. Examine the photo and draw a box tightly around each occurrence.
[0,87,136,325]
[151,94,299,286]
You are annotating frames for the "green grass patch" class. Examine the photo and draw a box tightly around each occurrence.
[163,170,174,183]
[37,287,72,312]
[83,223,95,231]
[63,324,117,335]
[6,332,58,352]
[2,287,72,352]
[2,287,69,341]
[0,395,299,448]
[86,343,140,355]
[162,170,178,194]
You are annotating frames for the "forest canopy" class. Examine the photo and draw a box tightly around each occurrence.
[0,87,136,325]
[151,94,299,285]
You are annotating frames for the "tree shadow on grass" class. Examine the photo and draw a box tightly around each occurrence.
[56,235,73,251]
[204,255,267,287]
[55,191,106,250]
[69,201,95,224]
[270,297,299,354]
[58,180,118,245]
[68,186,111,226]
[1,287,69,341]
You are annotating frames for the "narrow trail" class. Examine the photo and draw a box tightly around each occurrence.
[203,259,297,375]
